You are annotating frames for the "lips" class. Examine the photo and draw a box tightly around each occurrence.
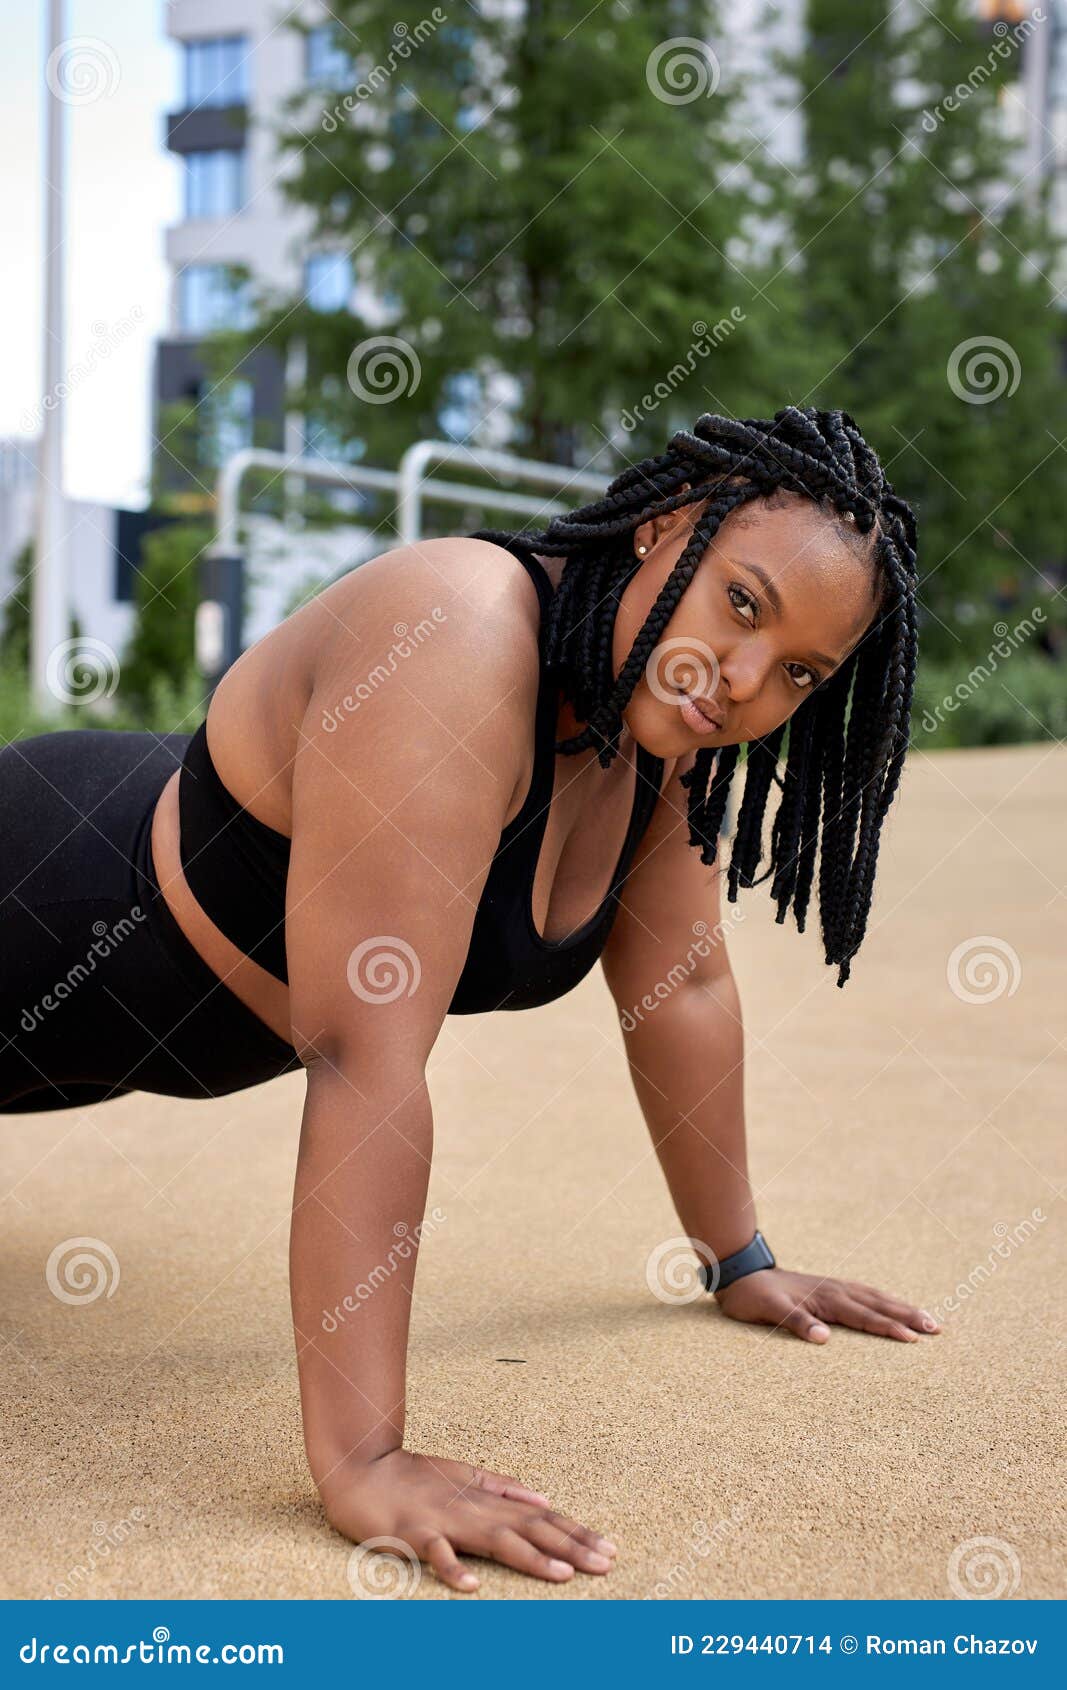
[677,689,726,736]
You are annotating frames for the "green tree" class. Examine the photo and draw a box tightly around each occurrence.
[117,520,205,718]
[767,0,1067,663]
[251,1,773,479]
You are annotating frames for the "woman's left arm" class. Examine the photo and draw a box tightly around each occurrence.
[600,752,940,1345]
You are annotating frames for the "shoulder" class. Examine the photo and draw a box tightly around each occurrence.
[309,535,543,704]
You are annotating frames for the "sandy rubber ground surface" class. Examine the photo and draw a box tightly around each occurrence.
[1,743,1063,1601]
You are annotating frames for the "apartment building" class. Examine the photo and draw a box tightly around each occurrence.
[155,0,364,494]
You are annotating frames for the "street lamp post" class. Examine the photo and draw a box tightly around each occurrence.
[32,0,70,716]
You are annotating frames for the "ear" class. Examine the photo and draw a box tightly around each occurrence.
[632,482,694,559]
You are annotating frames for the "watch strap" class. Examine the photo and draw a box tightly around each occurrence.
[700,1230,775,1294]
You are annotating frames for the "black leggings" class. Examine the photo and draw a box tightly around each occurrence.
[0,728,303,1112]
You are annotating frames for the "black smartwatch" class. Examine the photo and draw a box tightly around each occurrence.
[699,1230,775,1294]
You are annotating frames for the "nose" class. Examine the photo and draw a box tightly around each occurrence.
[717,638,772,706]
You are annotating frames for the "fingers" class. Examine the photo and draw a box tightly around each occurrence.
[780,1303,832,1343]
[446,1497,619,1584]
[831,1296,920,1341]
[469,1465,551,1507]
[524,1515,615,1573]
[534,1507,618,1559]
[422,1531,480,1593]
[478,1526,577,1582]
[846,1287,941,1334]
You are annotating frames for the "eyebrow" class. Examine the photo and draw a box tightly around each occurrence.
[734,558,842,671]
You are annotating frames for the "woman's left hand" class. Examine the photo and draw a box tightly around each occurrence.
[714,1267,941,1343]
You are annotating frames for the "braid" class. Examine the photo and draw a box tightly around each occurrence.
[473,405,919,984]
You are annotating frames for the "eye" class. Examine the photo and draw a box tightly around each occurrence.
[784,662,817,691]
[727,582,757,624]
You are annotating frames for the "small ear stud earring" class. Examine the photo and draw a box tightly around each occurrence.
[637,543,648,555]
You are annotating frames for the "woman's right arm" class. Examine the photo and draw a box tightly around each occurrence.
[281,544,617,1590]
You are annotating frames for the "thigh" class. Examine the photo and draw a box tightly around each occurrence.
[0,1082,134,1115]
[0,727,301,1106]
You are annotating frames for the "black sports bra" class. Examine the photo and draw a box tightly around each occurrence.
[177,537,665,1015]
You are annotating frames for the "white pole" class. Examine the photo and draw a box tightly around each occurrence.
[32,0,70,716]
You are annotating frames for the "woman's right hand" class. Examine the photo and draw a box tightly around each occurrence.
[318,1448,618,1592]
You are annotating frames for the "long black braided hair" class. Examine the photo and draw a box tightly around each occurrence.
[472,406,919,986]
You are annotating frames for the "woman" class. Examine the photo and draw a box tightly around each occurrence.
[1,406,939,1592]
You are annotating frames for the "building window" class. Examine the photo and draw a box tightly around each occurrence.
[178,265,253,334]
[306,24,353,85]
[437,370,482,442]
[183,36,249,108]
[184,150,245,219]
[305,252,354,311]
[202,378,255,467]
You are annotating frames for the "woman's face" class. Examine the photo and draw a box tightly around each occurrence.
[613,492,881,756]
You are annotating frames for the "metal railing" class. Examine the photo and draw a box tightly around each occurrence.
[200,440,608,684]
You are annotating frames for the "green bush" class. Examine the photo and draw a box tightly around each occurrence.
[117,520,205,715]
[0,659,206,743]
[912,654,1066,748]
